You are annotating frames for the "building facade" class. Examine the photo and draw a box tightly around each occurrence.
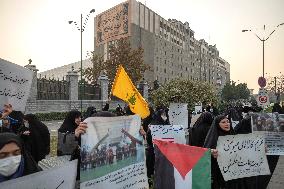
[93,0,230,89]
[40,0,230,89]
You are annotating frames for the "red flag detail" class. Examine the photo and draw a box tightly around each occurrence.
[153,139,208,179]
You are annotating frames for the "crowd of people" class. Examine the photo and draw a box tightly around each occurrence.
[1,100,284,189]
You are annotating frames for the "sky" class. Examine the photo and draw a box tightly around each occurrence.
[0,0,284,93]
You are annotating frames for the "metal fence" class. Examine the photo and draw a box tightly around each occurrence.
[79,82,101,100]
[37,78,70,100]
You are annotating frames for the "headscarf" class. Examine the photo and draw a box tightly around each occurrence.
[203,115,235,149]
[83,106,97,120]
[150,106,170,125]
[191,112,214,147]
[0,133,25,182]
[58,110,81,133]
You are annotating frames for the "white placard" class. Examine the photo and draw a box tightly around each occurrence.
[1,160,78,189]
[80,115,148,189]
[149,124,186,144]
[217,134,270,181]
[0,59,33,111]
[168,103,188,129]
[251,113,284,155]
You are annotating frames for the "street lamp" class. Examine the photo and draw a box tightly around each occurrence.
[242,23,284,78]
[69,9,95,113]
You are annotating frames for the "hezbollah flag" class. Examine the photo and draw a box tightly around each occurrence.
[154,140,211,189]
[111,65,150,119]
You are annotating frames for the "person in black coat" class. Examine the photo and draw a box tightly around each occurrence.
[146,106,170,180]
[190,112,213,147]
[23,114,50,163]
[204,115,258,189]
[58,110,81,133]
[0,132,41,183]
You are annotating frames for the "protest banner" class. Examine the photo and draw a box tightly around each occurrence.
[168,103,188,129]
[149,124,186,144]
[251,112,284,155]
[1,160,77,189]
[80,115,148,189]
[154,140,211,189]
[217,134,270,181]
[0,58,33,111]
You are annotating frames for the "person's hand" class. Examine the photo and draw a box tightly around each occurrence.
[211,149,218,159]
[75,122,88,137]
[23,131,30,135]
[139,126,146,137]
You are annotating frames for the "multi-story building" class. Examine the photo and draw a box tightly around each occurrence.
[40,0,230,89]
[38,59,91,79]
[93,0,230,89]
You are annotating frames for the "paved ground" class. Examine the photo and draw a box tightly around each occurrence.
[45,119,284,188]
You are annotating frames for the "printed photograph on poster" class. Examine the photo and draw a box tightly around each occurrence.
[80,115,148,189]
[251,113,284,132]
[251,112,284,155]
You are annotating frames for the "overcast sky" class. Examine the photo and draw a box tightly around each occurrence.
[1,0,283,92]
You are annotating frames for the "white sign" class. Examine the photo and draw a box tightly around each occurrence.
[1,160,78,189]
[0,59,33,111]
[251,113,284,155]
[231,119,239,129]
[168,103,188,129]
[217,134,270,181]
[257,88,270,107]
[149,124,186,144]
[80,115,148,189]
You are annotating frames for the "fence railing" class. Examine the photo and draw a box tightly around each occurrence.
[37,78,70,100]
[79,82,101,100]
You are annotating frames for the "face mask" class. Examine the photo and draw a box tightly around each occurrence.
[24,122,29,128]
[0,155,22,177]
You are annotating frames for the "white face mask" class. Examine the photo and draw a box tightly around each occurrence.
[24,122,29,128]
[0,155,21,177]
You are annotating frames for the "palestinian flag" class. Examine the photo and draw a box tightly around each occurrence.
[153,140,211,189]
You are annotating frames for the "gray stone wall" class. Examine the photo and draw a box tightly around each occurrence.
[25,100,125,114]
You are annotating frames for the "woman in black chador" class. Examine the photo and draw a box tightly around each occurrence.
[23,114,50,163]
[204,115,257,189]
[190,112,214,147]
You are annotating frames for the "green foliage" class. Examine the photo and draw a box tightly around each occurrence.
[84,38,149,85]
[150,79,218,110]
[35,112,69,121]
[83,52,105,84]
[221,81,250,102]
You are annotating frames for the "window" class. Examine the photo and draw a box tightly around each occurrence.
[164,68,166,73]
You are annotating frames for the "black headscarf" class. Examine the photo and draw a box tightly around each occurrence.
[191,112,214,147]
[203,115,235,149]
[0,133,41,181]
[58,110,81,133]
[83,106,97,120]
[23,114,50,162]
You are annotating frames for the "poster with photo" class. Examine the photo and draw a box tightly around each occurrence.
[251,112,284,155]
[80,115,148,189]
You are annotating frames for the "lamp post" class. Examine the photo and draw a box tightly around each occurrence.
[242,23,284,78]
[68,9,95,113]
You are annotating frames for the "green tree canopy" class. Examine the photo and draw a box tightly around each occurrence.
[221,81,250,102]
[150,79,218,110]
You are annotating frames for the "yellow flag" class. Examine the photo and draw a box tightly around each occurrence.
[111,65,150,119]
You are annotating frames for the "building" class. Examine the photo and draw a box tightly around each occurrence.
[38,59,91,80]
[93,0,230,89]
[40,0,230,89]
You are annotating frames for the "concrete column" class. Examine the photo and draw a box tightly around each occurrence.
[24,64,38,101]
[66,71,79,101]
[98,74,109,101]
[140,80,149,101]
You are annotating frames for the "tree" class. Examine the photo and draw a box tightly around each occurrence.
[221,81,250,103]
[150,79,218,110]
[83,52,105,84]
[104,38,150,85]
[266,74,284,101]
